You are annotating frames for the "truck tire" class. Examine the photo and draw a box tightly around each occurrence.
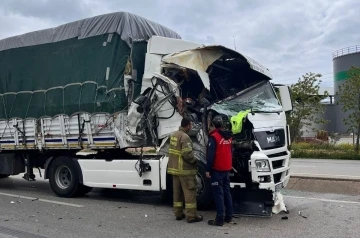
[0,174,10,179]
[160,165,212,209]
[76,184,93,196]
[159,143,213,209]
[48,156,81,198]
[193,143,213,209]
[196,160,213,209]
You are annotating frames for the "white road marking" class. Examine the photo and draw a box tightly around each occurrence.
[292,173,360,179]
[284,195,360,205]
[291,165,317,168]
[0,192,84,208]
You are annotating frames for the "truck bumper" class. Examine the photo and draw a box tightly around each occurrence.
[231,187,274,217]
[230,174,291,217]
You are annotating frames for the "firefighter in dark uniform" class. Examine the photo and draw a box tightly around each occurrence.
[206,115,234,226]
[167,118,203,223]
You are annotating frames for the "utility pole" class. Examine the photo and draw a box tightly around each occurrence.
[233,36,236,50]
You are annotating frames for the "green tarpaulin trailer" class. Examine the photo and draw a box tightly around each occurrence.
[0,12,181,119]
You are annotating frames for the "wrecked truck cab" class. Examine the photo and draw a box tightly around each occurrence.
[125,40,292,216]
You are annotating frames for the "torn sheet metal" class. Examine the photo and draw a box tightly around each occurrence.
[153,73,180,97]
[162,47,224,90]
[161,45,273,90]
[242,55,273,79]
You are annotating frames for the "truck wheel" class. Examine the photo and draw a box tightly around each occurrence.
[196,160,213,209]
[48,157,81,198]
[0,174,9,179]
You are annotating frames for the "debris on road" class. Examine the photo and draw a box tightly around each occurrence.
[281,216,288,220]
[10,201,15,204]
[299,211,308,219]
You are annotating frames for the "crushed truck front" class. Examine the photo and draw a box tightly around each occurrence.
[126,37,292,215]
[209,80,292,215]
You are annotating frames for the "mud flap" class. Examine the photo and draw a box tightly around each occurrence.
[231,186,274,217]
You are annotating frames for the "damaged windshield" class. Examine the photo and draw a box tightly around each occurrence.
[210,80,283,116]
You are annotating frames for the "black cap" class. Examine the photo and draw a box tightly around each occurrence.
[181,117,192,127]
[212,115,224,128]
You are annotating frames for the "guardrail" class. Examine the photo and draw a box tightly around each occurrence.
[332,45,360,59]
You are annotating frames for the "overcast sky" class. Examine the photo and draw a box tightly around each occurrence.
[0,0,359,86]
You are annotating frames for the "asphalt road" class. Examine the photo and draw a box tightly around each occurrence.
[291,159,360,180]
[0,175,359,238]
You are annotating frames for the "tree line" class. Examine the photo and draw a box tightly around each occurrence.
[285,66,360,152]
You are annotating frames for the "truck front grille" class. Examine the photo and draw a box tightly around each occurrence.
[273,172,282,183]
[254,129,286,150]
[267,151,287,158]
[267,151,287,170]
[272,160,284,170]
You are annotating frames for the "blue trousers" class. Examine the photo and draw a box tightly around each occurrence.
[210,171,233,222]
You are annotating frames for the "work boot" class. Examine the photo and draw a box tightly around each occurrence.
[225,216,234,224]
[208,219,224,226]
[176,214,185,220]
[187,215,203,223]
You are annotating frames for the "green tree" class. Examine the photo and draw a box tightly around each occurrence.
[337,66,360,152]
[287,72,328,142]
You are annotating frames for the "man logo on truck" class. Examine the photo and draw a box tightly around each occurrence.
[267,135,280,144]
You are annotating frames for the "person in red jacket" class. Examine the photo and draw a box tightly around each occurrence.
[206,115,234,226]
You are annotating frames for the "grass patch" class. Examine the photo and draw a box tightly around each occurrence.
[291,142,360,160]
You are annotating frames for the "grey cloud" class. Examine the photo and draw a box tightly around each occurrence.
[1,0,91,22]
[0,0,359,85]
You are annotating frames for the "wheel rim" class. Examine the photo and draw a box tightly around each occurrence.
[196,173,205,197]
[55,165,72,189]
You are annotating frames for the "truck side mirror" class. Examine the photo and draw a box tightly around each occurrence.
[276,85,293,112]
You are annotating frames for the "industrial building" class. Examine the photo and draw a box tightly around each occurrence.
[300,45,360,138]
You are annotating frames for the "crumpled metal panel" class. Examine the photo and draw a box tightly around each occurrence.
[162,47,224,90]
[161,45,273,90]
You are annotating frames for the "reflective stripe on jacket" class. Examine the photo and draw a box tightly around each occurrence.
[167,127,197,176]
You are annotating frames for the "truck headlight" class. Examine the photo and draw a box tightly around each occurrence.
[255,160,270,172]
